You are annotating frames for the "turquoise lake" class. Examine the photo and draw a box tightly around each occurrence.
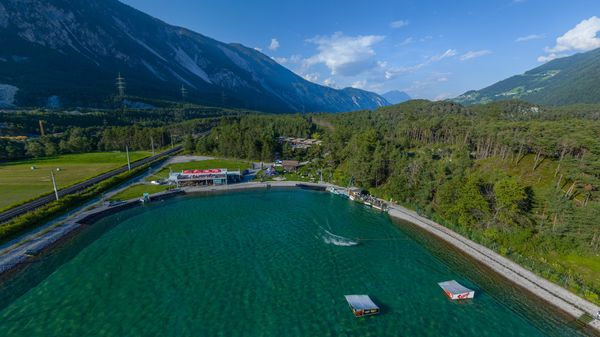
[0,189,589,336]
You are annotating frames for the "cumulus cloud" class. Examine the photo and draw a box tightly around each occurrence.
[304,32,385,76]
[515,34,544,42]
[538,16,600,62]
[390,20,409,29]
[460,50,491,61]
[269,38,280,51]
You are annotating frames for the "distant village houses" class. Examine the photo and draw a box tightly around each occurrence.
[281,160,300,171]
[277,136,322,150]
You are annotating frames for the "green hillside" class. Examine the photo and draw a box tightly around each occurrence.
[455,48,600,106]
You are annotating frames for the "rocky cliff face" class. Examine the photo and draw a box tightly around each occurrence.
[0,0,388,112]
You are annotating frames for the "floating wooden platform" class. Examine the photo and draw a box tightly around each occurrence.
[438,280,475,300]
[345,295,380,317]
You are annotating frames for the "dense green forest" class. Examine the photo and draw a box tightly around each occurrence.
[188,115,317,161]
[196,100,600,304]
[0,106,253,160]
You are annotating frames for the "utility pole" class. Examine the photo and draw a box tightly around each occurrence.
[151,137,155,156]
[126,146,131,171]
[39,120,45,136]
[116,72,126,97]
[170,134,174,149]
[50,170,59,201]
[180,85,188,102]
[116,72,127,113]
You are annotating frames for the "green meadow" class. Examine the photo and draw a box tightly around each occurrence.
[0,151,150,211]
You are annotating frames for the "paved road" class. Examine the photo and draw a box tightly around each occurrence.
[0,146,182,224]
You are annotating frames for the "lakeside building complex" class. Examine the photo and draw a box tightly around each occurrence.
[168,169,242,187]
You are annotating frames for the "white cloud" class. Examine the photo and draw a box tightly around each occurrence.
[515,34,544,42]
[302,73,320,82]
[273,54,302,65]
[323,78,338,88]
[430,49,457,61]
[459,50,491,61]
[539,16,600,62]
[269,38,280,51]
[537,53,566,63]
[351,80,367,89]
[304,32,385,76]
[254,47,263,52]
[400,37,414,46]
[390,20,409,29]
[384,49,457,79]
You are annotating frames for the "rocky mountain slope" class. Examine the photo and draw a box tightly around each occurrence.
[0,0,388,112]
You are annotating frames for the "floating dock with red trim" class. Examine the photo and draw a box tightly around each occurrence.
[344,295,380,317]
[438,280,475,300]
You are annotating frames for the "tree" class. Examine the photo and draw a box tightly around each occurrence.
[346,129,378,187]
[451,175,490,227]
[493,177,529,227]
[25,141,45,157]
[41,137,58,156]
[183,136,195,153]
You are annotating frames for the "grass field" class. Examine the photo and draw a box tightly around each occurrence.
[146,158,252,181]
[109,183,171,201]
[0,151,151,211]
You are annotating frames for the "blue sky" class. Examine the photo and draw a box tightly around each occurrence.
[120,0,600,99]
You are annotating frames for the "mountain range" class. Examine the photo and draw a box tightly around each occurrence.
[454,47,600,106]
[0,0,389,112]
[382,90,411,104]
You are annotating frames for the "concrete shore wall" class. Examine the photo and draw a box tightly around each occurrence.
[387,205,600,332]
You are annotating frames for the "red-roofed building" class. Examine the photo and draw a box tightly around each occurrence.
[168,168,242,187]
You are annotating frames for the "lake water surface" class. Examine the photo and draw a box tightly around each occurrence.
[0,189,589,336]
